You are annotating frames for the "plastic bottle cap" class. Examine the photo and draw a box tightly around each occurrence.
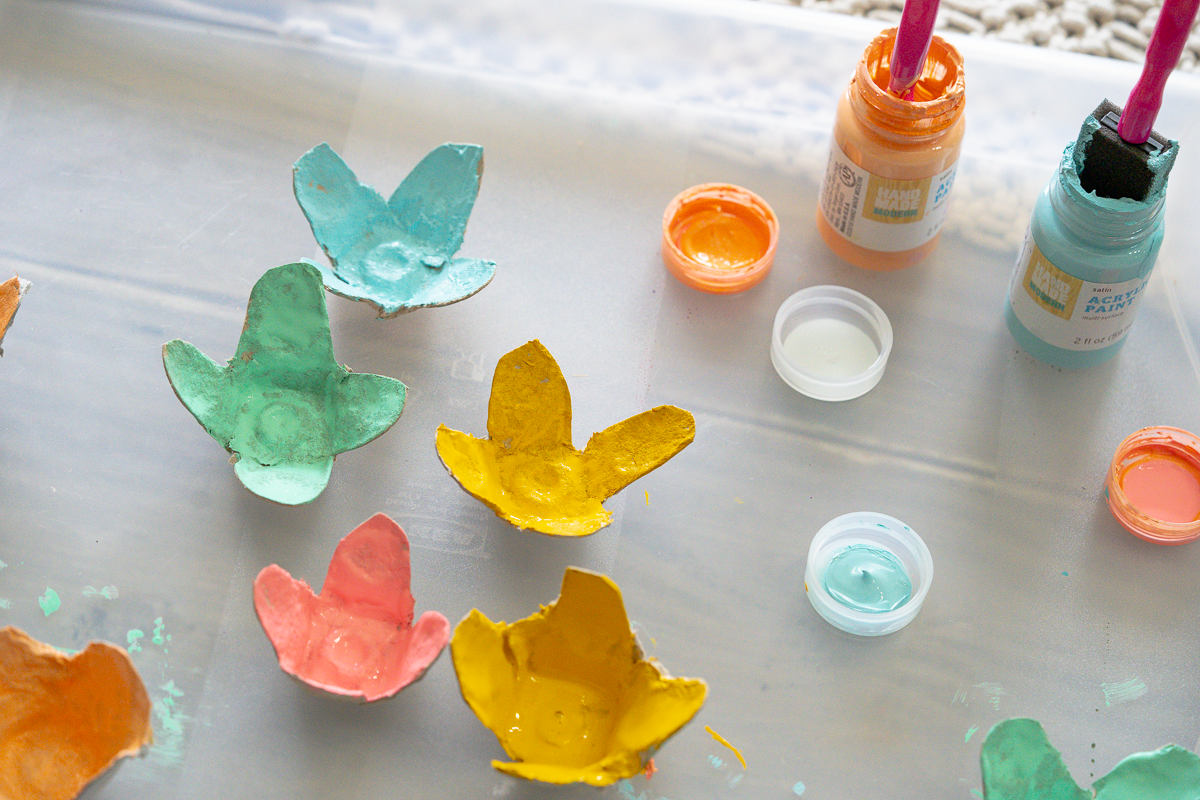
[770,286,893,401]
[1105,426,1200,545]
[805,512,933,637]
[661,183,778,294]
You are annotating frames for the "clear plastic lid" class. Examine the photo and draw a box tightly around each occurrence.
[770,285,893,401]
[804,512,933,636]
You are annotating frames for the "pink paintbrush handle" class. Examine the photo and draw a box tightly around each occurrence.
[1118,0,1200,142]
[888,0,941,95]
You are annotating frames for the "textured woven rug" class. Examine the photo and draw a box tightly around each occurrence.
[762,0,1200,71]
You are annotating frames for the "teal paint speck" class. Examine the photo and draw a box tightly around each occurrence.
[970,791,983,799]
[966,726,980,743]
[38,587,60,616]
[616,780,639,800]
[1062,571,1069,577]
[0,598,10,609]
[708,755,724,769]
[793,780,807,796]
[127,629,144,652]
[153,617,172,651]
[82,585,118,600]
[0,559,7,569]
[822,543,912,613]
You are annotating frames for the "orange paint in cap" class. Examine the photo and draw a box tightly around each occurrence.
[1106,426,1200,544]
[662,183,778,293]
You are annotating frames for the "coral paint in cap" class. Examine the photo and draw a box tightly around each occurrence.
[662,183,778,293]
[1106,426,1200,544]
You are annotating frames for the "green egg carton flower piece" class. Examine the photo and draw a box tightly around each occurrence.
[435,340,696,536]
[293,142,496,317]
[451,567,708,786]
[162,262,407,505]
[980,718,1200,800]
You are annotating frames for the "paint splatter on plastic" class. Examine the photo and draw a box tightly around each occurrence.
[793,780,807,796]
[152,617,172,652]
[82,585,119,600]
[952,682,1006,710]
[1101,677,1147,706]
[150,679,190,767]
[615,778,670,800]
[965,726,980,743]
[38,587,60,616]
[127,629,144,653]
[0,598,11,609]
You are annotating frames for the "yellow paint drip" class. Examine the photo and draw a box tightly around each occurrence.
[451,568,707,786]
[436,340,695,536]
[706,725,747,769]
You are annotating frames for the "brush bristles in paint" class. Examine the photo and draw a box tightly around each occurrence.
[1074,99,1178,202]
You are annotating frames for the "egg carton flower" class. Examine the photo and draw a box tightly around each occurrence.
[293,142,496,317]
[980,718,1200,799]
[452,567,707,785]
[253,513,450,702]
[0,626,153,800]
[435,340,695,536]
[0,274,30,356]
[162,262,407,505]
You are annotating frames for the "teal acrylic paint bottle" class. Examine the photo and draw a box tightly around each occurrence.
[1005,145,1168,369]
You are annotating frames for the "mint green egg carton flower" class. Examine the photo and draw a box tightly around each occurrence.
[162,262,407,505]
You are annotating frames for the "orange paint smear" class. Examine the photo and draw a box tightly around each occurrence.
[674,200,770,270]
[1120,449,1200,523]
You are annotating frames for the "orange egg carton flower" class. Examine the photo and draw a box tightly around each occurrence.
[253,513,450,702]
[435,340,695,536]
[0,626,153,800]
[451,567,707,786]
[0,274,31,356]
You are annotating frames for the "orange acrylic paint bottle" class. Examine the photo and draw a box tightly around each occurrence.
[817,29,966,270]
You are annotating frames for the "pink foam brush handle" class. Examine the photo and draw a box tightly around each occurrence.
[1118,0,1200,143]
[888,0,941,97]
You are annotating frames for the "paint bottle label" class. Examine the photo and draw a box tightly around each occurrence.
[818,140,957,253]
[1008,230,1151,352]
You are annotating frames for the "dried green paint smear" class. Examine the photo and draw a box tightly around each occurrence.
[38,587,60,616]
[981,718,1200,799]
[163,263,406,505]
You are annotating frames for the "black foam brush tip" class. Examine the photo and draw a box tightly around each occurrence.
[1074,99,1177,202]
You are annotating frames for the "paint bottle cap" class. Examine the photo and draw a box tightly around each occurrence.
[805,512,933,636]
[1105,426,1200,545]
[661,183,778,294]
[770,286,893,401]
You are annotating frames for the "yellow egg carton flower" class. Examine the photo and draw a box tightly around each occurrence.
[451,567,707,786]
[435,340,695,536]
